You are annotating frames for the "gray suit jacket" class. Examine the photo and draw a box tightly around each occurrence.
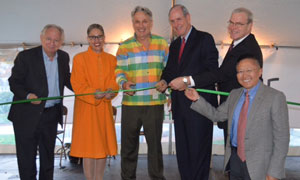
[191,82,289,180]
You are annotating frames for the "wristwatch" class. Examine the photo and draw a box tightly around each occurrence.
[183,77,188,85]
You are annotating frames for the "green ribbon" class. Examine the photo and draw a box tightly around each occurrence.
[195,88,300,106]
[196,88,230,96]
[0,87,299,107]
[0,87,156,106]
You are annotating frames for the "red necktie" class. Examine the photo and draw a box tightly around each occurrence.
[237,91,249,162]
[178,37,186,63]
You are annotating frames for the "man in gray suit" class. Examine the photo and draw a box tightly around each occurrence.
[184,55,289,180]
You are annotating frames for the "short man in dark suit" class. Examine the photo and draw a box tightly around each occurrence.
[156,4,218,180]
[185,55,289,180]
[192,7,263,146]
[8,24,72,180]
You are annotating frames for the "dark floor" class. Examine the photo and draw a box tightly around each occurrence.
[0,154,300,180]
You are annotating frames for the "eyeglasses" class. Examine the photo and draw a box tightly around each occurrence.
[88,35,104,41]
[45,37,61,45]
[227,21,249,27]
[237,68,258,75]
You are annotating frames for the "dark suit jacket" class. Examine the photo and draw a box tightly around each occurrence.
[192,34,262,128]
[161,27,219,117]
[8,46,72,133]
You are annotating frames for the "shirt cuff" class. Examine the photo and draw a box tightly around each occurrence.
[189,76,195,87]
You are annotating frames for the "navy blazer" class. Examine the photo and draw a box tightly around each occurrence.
[191,34,262,129]
[161,27,219,117]
[192,33,262,100]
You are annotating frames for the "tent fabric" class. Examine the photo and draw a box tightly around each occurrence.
[1,0,300,47]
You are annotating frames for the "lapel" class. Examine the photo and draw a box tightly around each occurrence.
[222,34,253,64]
[56,50,63,94]
[169,37,181,75]
[228,88,244,133]
[178,27,196,70]
[173,37,181,63]
[37,46,49,92]
[246,82,265,132]
[223,41,234,59]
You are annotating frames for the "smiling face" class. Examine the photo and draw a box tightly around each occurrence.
[169,6,191,37]
[228,12,252,41]
[132,11,152,40]
[87,28,105,53]
[40,27,63,58]
[236,58,262,90]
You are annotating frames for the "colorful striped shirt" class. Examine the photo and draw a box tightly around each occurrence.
[115,34,169,106]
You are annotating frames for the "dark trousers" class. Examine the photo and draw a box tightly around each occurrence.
[174,112,213,180]
[121,105,165,180]
[13,105,59,180]
[230,147,251,180]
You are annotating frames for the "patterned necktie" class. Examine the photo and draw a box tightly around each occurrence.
[178,37,186,63]
[237,91,249,162]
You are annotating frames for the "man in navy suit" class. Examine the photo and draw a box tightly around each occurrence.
[156,4,218,180]
[8,24,72,180]
[192,7,263,147]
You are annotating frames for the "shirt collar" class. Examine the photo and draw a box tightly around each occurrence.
[133,33,153,41]
[233,34,250,47]
[181,26,192,41]
[42,48,57,61]
[243,80,261,99]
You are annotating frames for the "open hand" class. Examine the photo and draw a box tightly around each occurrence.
[184,88,200,101]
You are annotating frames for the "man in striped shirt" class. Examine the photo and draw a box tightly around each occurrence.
[115,6,169,180]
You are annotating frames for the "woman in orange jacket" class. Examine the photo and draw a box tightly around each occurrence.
[70,24,118,180]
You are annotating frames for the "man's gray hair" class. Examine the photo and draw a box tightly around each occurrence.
[232,7,253,24]
[168,4,190,17]
[41,24,65,41]
[131,6,153,20]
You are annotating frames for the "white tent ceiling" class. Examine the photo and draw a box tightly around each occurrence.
[1,0,300,48]
[1,0,300,128]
